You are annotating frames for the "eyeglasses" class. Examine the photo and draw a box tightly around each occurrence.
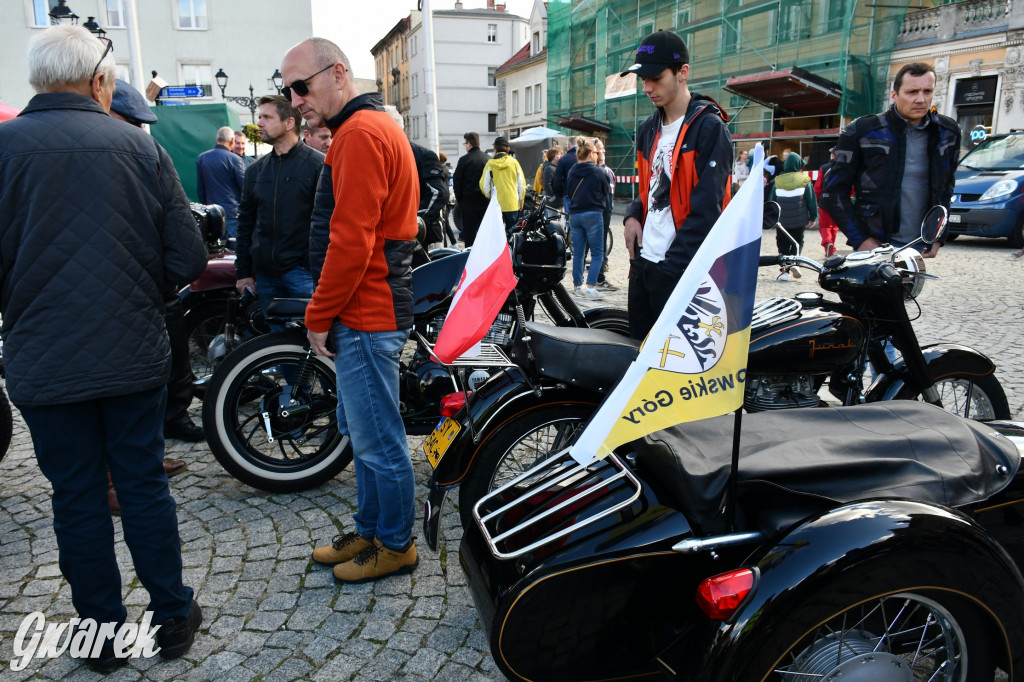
[281,63,335,101]
[90,38,113,84]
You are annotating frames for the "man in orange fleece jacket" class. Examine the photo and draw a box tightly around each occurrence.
[281,37,420,584]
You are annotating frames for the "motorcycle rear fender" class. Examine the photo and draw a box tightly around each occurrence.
[867,342,997,402]
[189,254,237,293]
[428,367,599,489]
[694,499,1024,681]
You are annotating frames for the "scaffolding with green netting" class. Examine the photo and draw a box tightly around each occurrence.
[545,0,914,194]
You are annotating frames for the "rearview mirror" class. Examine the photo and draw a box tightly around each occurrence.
[921,206,948,244]
[763,202,781,230]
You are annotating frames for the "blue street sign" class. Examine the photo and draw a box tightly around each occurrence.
[161,85,205,98]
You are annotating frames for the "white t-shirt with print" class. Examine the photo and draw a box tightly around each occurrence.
[641,115,685,263]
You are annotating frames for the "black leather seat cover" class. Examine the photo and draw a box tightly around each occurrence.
[264,298,310,319]
[633,402,1021,536]
[525,322,640,393]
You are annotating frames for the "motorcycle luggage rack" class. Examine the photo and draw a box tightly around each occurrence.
[751,297,802,332]
[472,449,643,560]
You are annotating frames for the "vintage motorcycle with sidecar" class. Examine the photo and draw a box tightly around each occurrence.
[422,206,1011,546]
[461,401,1024,681]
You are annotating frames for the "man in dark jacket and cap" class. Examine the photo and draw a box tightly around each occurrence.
[0,25,207,671]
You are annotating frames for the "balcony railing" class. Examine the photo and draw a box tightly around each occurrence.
[897,0,1012,43]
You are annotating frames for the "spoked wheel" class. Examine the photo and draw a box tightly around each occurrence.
[895,356,1011,420]
[184,299,228,398]
[764,590,996,681]
[458,403,596,526]
[202,330,351,492]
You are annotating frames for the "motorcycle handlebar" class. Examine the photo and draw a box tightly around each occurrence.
[761,254,824,273]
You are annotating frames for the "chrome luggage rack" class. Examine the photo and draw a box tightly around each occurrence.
[472,449,643,560]
[751,296,802,332]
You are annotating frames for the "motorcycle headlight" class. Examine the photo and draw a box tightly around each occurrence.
[979,179,1018,202]
[894,250,926,299]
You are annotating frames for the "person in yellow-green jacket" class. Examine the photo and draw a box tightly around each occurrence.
[480,136,526,234]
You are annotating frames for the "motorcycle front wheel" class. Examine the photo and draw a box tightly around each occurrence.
[755,588,997,681]
[457,402,596,527]
[202,330,352,493]
[895,355,1011,420]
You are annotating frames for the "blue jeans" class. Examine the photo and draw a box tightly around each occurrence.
[330,324,414,550]
[16,387,193,625]
[569,210,604,287]
[255,268,315,332]
[225,216,238,239]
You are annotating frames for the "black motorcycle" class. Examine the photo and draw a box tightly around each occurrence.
[423,205,1011,546]
[460,401,1024,681]
[202,205,629,492]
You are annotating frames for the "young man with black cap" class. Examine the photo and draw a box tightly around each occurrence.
[479,135,525,234]
[621,30,733,340]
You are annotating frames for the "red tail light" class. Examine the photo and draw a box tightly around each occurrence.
[440,392,471,417]
[696,568,755,621]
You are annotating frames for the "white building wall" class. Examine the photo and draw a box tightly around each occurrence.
[2,0,311,117]
[408,9,527,163]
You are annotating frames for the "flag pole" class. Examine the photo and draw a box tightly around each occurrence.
[727,408,743,532]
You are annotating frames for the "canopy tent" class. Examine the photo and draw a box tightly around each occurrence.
[0,102,20,122]
[509,127,568,188]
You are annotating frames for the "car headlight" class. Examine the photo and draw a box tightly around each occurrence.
[979,179,1018,202]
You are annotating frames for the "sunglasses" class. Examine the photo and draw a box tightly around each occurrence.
[90,38,113,84]
[281,63,335,101]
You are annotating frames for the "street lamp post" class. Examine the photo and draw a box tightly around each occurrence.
[48,0,79,24]
[215,69,258,124]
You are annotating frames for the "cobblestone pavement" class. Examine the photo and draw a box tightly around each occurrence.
[0,219,1021,680]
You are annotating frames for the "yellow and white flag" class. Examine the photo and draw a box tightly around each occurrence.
[569,146,765,465]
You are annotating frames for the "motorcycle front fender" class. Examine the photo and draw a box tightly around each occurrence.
[694,499,1024,681]
[867,342,998,402]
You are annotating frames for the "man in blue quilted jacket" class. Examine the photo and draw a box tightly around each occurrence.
[0,25,207,672]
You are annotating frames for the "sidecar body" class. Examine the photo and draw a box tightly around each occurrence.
[459,402,1024,681]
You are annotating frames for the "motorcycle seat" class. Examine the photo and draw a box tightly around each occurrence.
[631,402,1021,537]
[523,322,639,394]
[264,298,310,320]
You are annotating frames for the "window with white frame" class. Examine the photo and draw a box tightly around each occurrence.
[531,32,540,54]
[524,86,532,114]
[105,0,125,28]
[412,74,419,97]
[512,90,519,117]
[30,0,59,27]
[534,83,542,112]
[487,24,497,43]
[412,35,418,55]
[487,67,497,87]
[180,63,213,97]
[177,0,208,30]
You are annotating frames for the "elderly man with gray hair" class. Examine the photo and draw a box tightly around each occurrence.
[0,25,206,671]
[196,124,245,236]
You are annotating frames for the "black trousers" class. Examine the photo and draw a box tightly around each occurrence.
[164,292,193,425]
[627,258,679,340]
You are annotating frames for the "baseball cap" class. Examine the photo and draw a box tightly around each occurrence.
[621,30,689,78]
[110,79,157,125]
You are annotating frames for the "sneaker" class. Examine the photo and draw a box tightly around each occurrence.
[333,538,419,584]
[777,271,789,282]
[595,278,618,291]
[571,285,587,298]
[312,531,373,565]
[157,599,202,659]
[789,266,801,279]
[582,287,605,300]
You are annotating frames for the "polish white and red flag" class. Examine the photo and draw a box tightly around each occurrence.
[433,193,518,363]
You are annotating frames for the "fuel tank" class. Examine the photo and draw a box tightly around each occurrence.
[748,295,865,375]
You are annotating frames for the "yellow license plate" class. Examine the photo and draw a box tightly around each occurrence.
[424,417,461,469]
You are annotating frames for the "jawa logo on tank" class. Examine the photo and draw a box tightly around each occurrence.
[808,339,857,358]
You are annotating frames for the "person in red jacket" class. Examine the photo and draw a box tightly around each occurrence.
[282,37,420,583]
[814,148,839,257]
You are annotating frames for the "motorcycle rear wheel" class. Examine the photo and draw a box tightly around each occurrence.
[202,331,352,492]
[756,588,997,681]
[581,307,631,336]
[895,356,1011,420]
[457,403,596,527]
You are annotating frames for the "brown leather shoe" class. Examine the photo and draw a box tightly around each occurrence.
[163,459,188,478]
[312,531,373,565]
[107,486,121,516]
[333,538,418,584]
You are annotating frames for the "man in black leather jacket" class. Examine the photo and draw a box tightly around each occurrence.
[235,95,325,327]
[0,25,207,670]
[452,132,491,246]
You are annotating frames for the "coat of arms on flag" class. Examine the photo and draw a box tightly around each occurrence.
[570,146,766,465]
